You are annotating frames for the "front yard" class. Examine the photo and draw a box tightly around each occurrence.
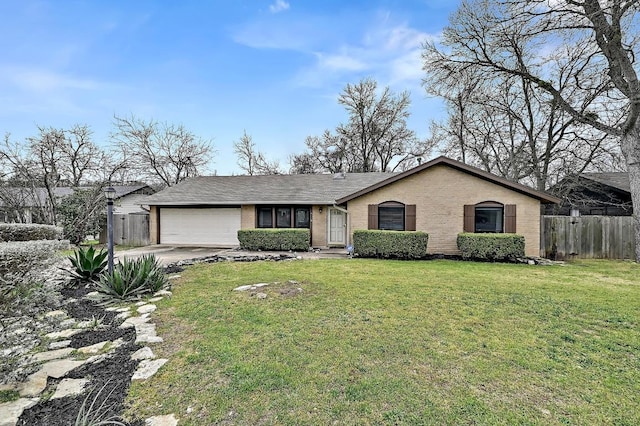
[126,259,640,425]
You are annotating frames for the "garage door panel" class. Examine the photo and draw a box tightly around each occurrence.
[160,208,241,246]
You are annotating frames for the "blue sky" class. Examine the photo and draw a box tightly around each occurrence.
[1,0,459,175]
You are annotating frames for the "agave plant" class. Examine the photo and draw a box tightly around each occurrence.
[95,254,168,302]
[67,246,108,281]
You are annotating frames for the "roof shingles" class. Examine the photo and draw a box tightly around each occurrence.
[144,173,395,206]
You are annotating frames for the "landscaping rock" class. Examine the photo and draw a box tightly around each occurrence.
[19,359,87,397]
[132,359,168,380]
[77,340,109,354]
[120,316,151,329]
[0,398,39,426]
[131,347,156,361]
[137,304,157,314]
[234,283,270,292]
[59,318,77,328]
[233,284,253,291]
[256,292,268,299]
[48,340,72,350]
[25,348,74,364]
[45,328,82,340]
[50,378,89,399]
[44,310,67,319]
[116,311,132,320]
[145,413,178,426]
[135,323,163,344]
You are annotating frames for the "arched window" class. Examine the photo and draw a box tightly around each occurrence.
[378,201,405,231]
[464,202,516,233]
[367,202,416,231]
[474,202,504,233]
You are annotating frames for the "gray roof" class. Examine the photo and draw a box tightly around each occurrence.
[145,173,396,206]
[580,172,630,193]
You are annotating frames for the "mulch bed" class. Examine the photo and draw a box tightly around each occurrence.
[16,281,146,425]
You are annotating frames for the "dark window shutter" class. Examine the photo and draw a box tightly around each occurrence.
[463,205,475,232]
[505,204,516,233]
[405,204,416,231]
[368,204,378,230]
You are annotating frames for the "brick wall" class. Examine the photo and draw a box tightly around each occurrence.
[346,165,542,256]
[241,205,255,229]
[149,205,158,244]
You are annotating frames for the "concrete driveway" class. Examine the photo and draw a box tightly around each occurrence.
[116,245,230,265]
[117,245,350,265]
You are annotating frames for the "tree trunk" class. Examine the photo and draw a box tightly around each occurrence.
[621,127,640,262]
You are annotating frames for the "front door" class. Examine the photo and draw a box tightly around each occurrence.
[328,208,346,246]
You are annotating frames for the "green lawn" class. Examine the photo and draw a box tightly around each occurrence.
[126,259,640,425]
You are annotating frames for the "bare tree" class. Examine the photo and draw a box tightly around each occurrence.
[425,52,622,190]
[233,131,281,175]
[111,115,215,187]
[423,0,640,260]
[290,78,430,173]
[0,125,106,224]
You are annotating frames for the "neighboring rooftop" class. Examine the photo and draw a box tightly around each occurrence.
[580,172,630,193]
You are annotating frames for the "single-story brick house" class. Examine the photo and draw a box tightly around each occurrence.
[145,156,560,256]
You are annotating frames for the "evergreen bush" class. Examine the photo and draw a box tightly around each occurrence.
[0,223,63,242]
[457,233,525,261]
[353,230,429,259]
[237,229,310,251]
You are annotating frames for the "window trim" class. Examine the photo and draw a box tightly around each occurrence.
[368,202,416,231]
[378,201,406,231]
[255,206,311,229]
[464,202,516,234]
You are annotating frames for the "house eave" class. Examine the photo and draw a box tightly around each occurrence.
[336,156,562,205]
[148,200,336,206]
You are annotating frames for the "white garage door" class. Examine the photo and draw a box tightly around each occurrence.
[160,208,241,246]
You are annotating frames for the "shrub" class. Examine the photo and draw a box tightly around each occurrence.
[237,228,310,251]
[96,254,168,302]
[457,233,525,261]
[0,223,63,242]
[0,239,70,277]
[353,230,429,259]
[57,188,106,245]
[0,240,69,305]
[67,245,108,281]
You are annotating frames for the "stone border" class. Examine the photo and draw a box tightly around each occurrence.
[0,290,178,426]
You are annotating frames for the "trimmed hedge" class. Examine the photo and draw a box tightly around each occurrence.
[0,239,70,276]
[0,223,63,242]
[457,233,525,261]
[353,230,429,259]
[238,228,310,251]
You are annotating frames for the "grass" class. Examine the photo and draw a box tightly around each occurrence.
[0,389,20,403]
[126,259,640,425]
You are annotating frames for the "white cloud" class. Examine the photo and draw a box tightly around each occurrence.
[296,19,436,89]
[269,0,290,14]
[3,67,101,92]
[233,10,438,90]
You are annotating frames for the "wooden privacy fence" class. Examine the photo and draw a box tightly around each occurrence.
[541,215,635,260]
[100,213,150,246]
